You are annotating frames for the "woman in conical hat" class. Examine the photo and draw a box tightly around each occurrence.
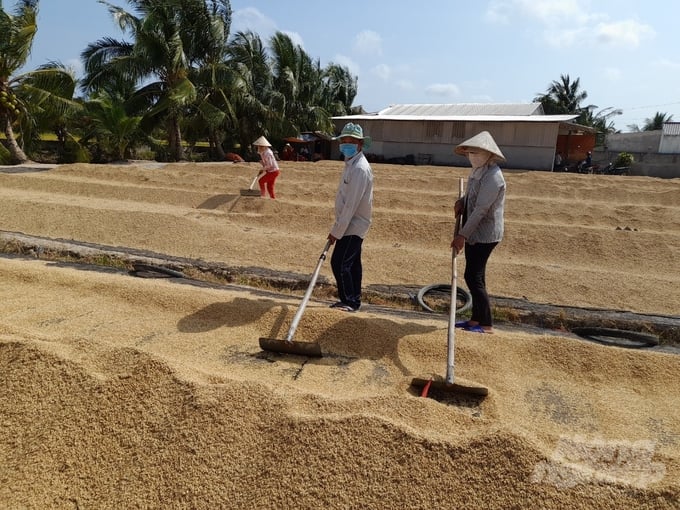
[252,136,279,198]
[252,136,271,147]
[451,131,506,334]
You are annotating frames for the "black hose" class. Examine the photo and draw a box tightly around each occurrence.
[416,283,472,314]
[130,263,185,278]
[571,327,659,348]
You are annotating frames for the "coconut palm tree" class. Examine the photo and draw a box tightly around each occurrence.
[1,2,80,164]
[579,106,622,145]
[0,0,36,163]
[643,111,673,131]
[534,74,590,117]
[320,63,357,117]
[226,30,278,152]
[269,32,339,136]
[82,0,232,161]
[184,0,242,159]
[79,90,143,161]
[19,61,82,159]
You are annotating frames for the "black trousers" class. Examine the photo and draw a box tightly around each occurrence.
[331,235,364,310]
[463,242,498,327]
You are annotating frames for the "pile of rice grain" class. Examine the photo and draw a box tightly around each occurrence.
[1,256,678,509]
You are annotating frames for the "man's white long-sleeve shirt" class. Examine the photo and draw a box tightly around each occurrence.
[330,151,373,239]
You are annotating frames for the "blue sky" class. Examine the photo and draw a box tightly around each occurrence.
[20,0,680,132]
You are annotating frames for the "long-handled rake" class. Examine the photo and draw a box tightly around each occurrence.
[258,240,330,357]
[240,172,261,197]
[411,177,488,398]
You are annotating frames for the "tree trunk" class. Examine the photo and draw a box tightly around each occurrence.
[169,116,183,161]
[211,131,226,160]
[3,115,30,164]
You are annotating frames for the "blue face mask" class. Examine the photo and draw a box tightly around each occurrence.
[339,143,358,159]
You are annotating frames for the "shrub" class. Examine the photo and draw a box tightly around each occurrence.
[614,152,634,167]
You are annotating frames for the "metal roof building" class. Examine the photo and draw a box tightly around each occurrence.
[332,103,596,170]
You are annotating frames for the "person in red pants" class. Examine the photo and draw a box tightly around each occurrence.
[252,136,280,199]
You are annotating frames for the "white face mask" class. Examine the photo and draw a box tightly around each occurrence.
[467,150,491,169]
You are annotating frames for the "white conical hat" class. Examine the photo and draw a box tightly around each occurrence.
[454,131,505,162]
[252,136,271,147]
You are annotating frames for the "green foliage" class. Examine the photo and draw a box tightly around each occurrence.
[534,74,589,115]
[5,1,357,164]
[614,152,634,167]
[643,112,673,131]
[79,91,143,161]
[58,138,90,164]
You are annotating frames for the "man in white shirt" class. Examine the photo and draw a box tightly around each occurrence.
[327,123,374,312]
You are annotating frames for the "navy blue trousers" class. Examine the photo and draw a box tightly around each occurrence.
[463,242,498,327]
[330,235,364,310]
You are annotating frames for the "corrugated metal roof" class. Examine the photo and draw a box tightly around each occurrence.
[334,114,580,123]
[377,103,544,116]
[662,122,680,136]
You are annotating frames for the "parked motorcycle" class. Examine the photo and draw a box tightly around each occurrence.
[594,162,630,176]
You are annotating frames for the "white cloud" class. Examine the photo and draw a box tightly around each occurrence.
[594,20,655,47]
[487,1,654,49]
[487,0,590,25]
[371,64,391,81]
[353,30,383,57]
[425,83,461,97]
[542,27,587,48]
[232,8,306,49]
[232,7,277,37]
[653,58,680,70]
[517,0,592,24]
[396,80,415,91]
[333,54,360,76]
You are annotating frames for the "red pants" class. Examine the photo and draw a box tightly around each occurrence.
[258,170,280,198]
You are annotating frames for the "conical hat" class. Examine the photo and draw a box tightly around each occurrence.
[252,136,271,147]
[454,131,505,162]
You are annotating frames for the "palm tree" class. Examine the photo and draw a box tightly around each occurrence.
[643,111,673,131]
[185,0,241,159]
[19,61,81,159]
[226,30,278,151]
[1,2,80,164]
[320,63,357,117]
[82,0,231,161]
[0,0,38,163]
[269,32,345,137]
[579,106,622,145]
[534,74,590,118]
[79,90,143,161]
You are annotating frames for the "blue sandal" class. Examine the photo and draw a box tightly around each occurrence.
[454,321,471,329]
[465,324,490,334]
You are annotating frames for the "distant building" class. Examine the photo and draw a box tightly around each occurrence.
[332,103,596,170]
[603,122,680,178]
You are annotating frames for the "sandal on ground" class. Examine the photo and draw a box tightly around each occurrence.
[330,301,358,312]
[454,321,471,329]
[464,324,493,334]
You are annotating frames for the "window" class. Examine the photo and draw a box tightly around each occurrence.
[450,122,465,140]
[425,121,442,139]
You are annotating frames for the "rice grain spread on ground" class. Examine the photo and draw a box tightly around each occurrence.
[1,161,679,509]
